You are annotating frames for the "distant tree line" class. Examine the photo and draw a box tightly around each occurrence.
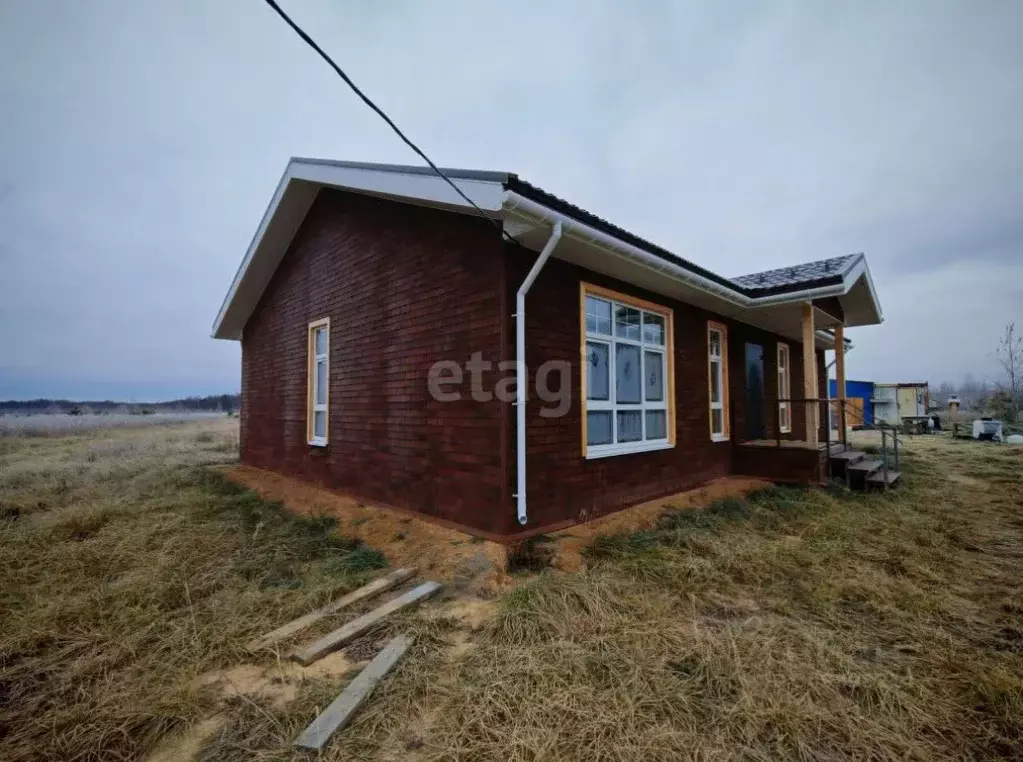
[0,394,240,415]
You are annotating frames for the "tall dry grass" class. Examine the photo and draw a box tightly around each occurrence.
[2,425,1021,761]
[0,420,386,762]
[314,434,1022,761]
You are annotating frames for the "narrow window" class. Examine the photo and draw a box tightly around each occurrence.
[307,318,329,446]
[708,322,729,441]
[581,284,675,458]
[777,343,791,433]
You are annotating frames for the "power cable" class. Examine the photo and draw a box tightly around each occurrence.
[261,0,520,244]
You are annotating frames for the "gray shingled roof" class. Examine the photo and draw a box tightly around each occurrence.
[731,254,861,295]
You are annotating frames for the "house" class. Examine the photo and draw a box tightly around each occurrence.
[827,379,874,426]
[872,382,929,424]
[212,159,884,540]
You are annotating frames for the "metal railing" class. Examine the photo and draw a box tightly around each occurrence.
[757,397,852,482]
[875,424,902,488]
[753,398,901,488]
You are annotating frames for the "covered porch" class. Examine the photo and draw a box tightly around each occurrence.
[733,296,860,486]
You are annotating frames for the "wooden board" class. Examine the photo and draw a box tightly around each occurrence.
[867,469,902,488]
[846,459,882,473]
[830,397,865,428]
[293,635,411,750]
[246,567,416,652]
[846,397,865,426]
[290,581,441,666]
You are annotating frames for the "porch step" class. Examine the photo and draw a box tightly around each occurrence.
[846,459,883,475]
[866,469,902,488]
[830,449,865,465]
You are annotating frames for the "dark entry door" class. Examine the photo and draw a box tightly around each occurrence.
[745,343,765,440]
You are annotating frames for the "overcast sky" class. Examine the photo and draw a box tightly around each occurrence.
[1,1,1021,400]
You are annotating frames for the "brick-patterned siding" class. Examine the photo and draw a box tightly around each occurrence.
[733,445,827,485]
[241,190,510,534]
[240,192,838,539]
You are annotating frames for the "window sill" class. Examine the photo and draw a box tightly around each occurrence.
[710,434,730,443]
[307,438,328,448]
[585,440,674,460]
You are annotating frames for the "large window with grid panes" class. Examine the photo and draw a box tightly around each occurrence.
[581,284,675,458]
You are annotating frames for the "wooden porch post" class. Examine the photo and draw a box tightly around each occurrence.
[801,303,818,445]
[835,323,846,442]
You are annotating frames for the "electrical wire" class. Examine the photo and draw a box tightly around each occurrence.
[261,0,519,244]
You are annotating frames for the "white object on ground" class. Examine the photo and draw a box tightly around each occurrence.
[972,419,1003,441]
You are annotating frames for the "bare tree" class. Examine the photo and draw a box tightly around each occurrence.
[935,380,956,403]
[995,322,1022,422]
[959,373,987,410]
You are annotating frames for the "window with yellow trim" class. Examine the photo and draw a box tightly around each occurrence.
[307,318,329,446]
[582,284,674,459]
[708,322,729,441]
[777,343,791,433]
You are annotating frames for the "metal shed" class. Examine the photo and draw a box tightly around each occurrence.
[872,382,928,424]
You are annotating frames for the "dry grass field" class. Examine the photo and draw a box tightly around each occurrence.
[1,420,1021,761]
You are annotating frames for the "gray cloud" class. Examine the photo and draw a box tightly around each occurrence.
[1,0,1021,399]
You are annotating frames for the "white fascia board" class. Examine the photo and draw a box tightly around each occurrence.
[212,167,302,340]
[501,191,883,327]
[212,159,506,340]
[503,193,748,309]
[842,255,884,324]
[289,159,506,213]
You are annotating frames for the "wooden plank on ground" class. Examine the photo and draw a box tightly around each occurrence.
[293,634,411,750]
[246,567,416,652]
[291,581,441,666]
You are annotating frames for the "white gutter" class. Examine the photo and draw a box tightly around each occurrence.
[515,220,563,526]
[504,193,747,308]
[502,191,870,316]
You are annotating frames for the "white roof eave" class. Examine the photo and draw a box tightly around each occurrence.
[211,160,884,341]
[502,191,884,335]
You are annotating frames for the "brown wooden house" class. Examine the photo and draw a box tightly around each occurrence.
[213,159,883,540]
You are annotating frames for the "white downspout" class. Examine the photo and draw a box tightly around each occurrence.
[515,220,563,526]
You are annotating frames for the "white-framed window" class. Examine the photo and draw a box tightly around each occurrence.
[581,284,674,459]
[307,318,329,446]
[707,322,729,441]
[777,342,791,433]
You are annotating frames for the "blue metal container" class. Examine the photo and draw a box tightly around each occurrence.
[829,379,874,425]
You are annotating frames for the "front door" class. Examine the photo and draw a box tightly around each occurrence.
[745,343,765,439]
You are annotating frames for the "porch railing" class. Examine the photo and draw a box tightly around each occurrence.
[768,397,850,449]
[751,397,852,482]
[875,423,902,486]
